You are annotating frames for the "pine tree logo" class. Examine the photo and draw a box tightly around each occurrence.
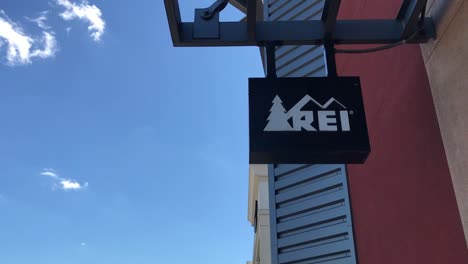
[264,95,293,131]
[263,95,350,132]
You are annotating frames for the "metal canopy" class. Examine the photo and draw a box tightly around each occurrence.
[164,0,435,47]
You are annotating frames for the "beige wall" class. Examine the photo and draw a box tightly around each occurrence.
[248,165,271,264]
[422,0,468,245]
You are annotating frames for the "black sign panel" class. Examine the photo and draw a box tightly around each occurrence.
[249,77,370,164]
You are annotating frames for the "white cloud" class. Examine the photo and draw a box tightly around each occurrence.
[0,11,33,64]
[40,168,59,178]
[31,32,57,58]
[26,11,50,30]
[0,10,57,66]
[40,168,88,191]
[60,179,82,190]
[56,0,105,42]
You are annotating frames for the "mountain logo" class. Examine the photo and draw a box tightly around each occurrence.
[264,95,351,132]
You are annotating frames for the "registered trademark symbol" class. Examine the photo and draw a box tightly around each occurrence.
[349,110,354,115]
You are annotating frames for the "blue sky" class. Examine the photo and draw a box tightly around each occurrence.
[0,1,264,263]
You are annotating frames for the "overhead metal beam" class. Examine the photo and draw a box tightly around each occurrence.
[321,0,341,38]
[164,0,182,43]
[397,0,428,38]
[174,19,435,47]
[164,0,434,47]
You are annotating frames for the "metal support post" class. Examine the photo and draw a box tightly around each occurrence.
[164,0,181,43]
[322,0,340,77]
[266,44,277,79]
[325,41,337,77]
[247,0,257,41]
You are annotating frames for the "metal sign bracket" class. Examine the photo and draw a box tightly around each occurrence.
[265,43,277,79]
[194,8,220,39]
[322,0,340,77]
[193,0,230,39]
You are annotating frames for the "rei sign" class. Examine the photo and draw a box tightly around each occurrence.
[249,77,370,164]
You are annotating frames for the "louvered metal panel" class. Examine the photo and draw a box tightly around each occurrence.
[265,0,326,77]
[263,2,356,263]
[269,164,357,264]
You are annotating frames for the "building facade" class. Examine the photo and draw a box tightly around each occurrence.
[243,0,468,263]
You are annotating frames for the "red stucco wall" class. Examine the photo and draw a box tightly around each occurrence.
[339,1,468,263]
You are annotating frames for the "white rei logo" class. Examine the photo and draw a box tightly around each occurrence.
[264,95,351,132]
